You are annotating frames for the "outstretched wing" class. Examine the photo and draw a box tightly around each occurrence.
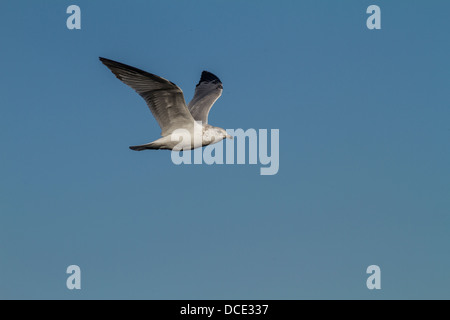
[100,57,195,136]
[187,71,223,124]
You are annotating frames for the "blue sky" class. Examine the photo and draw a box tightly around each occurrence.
[0,0,449,299]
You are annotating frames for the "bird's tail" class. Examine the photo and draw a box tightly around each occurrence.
[129,142,160,151]
[130,136,173,151]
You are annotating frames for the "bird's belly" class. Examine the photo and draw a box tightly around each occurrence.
[169,131,203,151]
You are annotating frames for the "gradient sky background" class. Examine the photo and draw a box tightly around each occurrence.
[1,0,449,299]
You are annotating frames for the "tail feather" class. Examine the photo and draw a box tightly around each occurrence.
[129,143,159,151]
[129,137,172,151]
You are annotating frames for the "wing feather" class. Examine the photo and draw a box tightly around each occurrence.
[100,57,194,136]
[187,71,223,124]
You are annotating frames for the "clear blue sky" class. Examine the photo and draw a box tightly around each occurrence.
[1,0,449,299]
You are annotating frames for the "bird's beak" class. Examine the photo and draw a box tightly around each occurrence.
[226,134,233,140]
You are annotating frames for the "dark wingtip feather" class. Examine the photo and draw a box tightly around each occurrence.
[99,57,113,65]
[197,71,222,87]
[99,57,174,87]
[99,57,130,70]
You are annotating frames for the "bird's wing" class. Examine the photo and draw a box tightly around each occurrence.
[187,71,223,124]
[100,57,195,136]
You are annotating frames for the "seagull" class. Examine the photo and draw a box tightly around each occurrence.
[99,57,232,151]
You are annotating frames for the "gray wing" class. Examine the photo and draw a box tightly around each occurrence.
[100,57,195,136]
[187,71,223,124]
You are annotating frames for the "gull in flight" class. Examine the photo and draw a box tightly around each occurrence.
[100,57,232,151]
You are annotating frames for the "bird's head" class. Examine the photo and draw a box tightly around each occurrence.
[218,128,233,140]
